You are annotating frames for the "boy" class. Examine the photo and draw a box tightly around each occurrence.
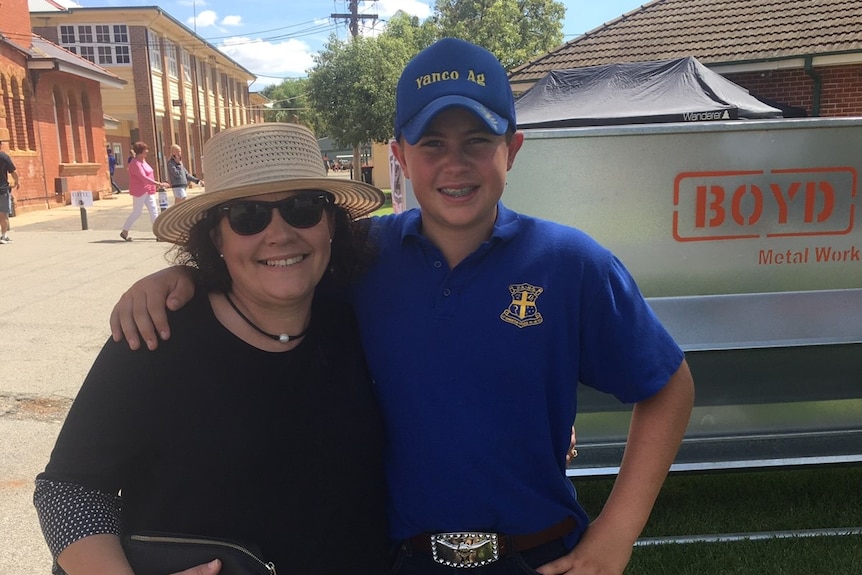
[110,39,694,575]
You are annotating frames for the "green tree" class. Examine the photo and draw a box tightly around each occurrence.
[383,10,438,53]
[306,34,413,177]
[259,78,316,130]
[432,0,565,69]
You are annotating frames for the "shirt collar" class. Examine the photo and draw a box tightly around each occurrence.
[397,201,522,245]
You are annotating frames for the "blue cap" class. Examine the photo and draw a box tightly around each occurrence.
[394,38,516,145]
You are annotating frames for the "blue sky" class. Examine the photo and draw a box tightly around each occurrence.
[67,0,647,87]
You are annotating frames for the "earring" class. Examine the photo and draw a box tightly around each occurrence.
[219,253,224,258]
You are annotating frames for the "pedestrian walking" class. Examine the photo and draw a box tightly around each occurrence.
[107,148,122,194]
[0,139,19,244]
[166,144,203,206]
[120,141,169,241]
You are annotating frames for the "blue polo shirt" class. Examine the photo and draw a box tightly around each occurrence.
[352,203,683,545]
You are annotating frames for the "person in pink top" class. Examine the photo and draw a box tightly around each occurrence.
[121,141,170,241]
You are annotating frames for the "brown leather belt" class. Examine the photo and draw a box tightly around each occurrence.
[406,517,576,567]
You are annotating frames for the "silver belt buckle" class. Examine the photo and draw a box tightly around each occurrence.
[430,532,499,568]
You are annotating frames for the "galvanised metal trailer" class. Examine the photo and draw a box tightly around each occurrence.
[500,118,862,475]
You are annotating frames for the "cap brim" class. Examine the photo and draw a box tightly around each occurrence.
[153,179,385,244]
[401,95,510,144]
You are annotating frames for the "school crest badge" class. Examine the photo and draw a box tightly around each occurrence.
[500,283,544,328]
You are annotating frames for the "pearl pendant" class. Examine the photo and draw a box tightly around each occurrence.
[278,334,290,343]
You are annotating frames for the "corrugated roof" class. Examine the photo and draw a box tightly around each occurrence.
[27,0,76,11]
[27,34,125,86]
[510,0,862,84]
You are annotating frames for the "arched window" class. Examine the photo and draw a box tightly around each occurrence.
[23,82,36,151]
[81,91,95,162]
[67,91,82,162]
[1,75,15,149]
[11,77,30,151]
[53,86,70,162]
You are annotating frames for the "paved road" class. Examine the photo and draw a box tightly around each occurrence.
[0,190,200,574]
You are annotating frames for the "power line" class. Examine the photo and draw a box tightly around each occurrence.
[202,19,328,41]
[331,0,377,38]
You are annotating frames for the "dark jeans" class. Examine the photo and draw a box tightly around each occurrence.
[391,538,569,575]
[110,176,122,194]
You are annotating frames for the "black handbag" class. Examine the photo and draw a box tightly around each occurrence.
[122,532,276,575]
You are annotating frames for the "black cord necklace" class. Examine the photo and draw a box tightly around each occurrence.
[224,292,309,344]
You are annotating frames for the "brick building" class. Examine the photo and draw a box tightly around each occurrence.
[30,3,258,190]
[509,0,862,119]
[1,0,122,214]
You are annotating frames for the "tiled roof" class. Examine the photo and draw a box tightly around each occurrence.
[510,0,862,84]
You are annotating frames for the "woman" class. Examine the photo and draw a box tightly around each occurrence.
[120,141,169,241]
[34,123,389,574]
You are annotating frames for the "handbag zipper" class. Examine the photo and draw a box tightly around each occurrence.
[128,534,277,575]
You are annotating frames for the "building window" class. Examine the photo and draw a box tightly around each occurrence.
[79,46,95,63]
[165,41,178,78]
[77,25,93,43]
[60,25,75,43]
[58,23,131,67]
[182,50,192,83]
[53,87,69,163]
[113,25,128,43]
[149,35,162,72]
[98,46,113,65]
[1,76,15,150]
[115,45,130,64]
[96,25,111,43]
[199,61,208,90]
[67,92,81,163]
[81,91,95,162]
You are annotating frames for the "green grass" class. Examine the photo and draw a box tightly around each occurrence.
[626,536,862,575]
[574,466,862,574]
[371,189,394,217]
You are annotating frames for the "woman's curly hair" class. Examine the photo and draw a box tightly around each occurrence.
[169,201,377,294]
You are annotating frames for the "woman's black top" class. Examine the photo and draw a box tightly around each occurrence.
[35,291,389,574]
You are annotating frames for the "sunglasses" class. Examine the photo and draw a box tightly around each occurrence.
[220,192,333,236]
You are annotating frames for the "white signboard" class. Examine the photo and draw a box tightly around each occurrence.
[71,190,93,207]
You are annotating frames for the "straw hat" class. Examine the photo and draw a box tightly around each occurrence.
[153,123,385,243]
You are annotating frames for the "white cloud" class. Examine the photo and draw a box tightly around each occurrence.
[372,0,432,19]
[221,15,242,27]
[354,0,432,36]
[188,9,218,28]
[219,37,315,82]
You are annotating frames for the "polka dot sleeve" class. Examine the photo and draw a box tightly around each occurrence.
[33,478,123,573]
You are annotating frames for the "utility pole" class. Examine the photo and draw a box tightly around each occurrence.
[331,0,377,38]
[330,1,378,183]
